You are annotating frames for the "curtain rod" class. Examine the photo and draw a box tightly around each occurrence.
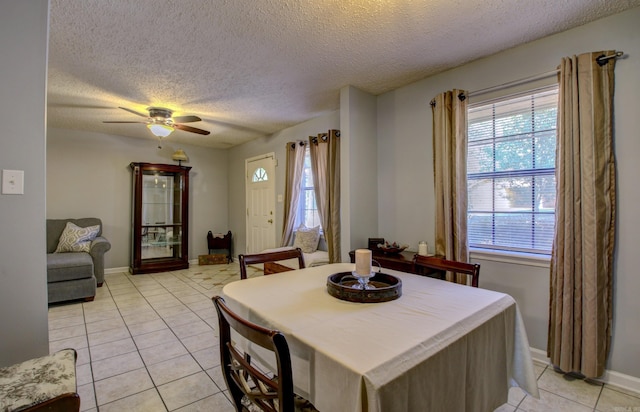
[464,51,623,99]
[289,141,307,149]
[466,70,558,98]
[311,133,327,144]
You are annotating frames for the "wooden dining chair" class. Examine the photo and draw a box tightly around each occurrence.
[238,248,306,279]
[413,255,481,287]
[212,296,318,412]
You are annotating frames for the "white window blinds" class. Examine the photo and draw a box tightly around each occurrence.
[467,86,558,254]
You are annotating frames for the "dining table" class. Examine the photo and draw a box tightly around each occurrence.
[222,262,539,412]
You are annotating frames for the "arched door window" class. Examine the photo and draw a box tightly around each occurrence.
[252,167,268,182]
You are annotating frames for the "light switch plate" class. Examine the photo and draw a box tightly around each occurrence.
[2,170,24,194]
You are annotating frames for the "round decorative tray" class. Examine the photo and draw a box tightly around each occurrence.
[326,272,402,303]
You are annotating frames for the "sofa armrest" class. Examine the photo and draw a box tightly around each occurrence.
[89,236,111,286]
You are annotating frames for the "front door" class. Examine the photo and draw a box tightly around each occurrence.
[246,154,276,253]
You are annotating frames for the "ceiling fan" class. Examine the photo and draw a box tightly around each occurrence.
[103,107,210,137]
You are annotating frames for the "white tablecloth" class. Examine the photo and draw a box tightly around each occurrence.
[222,263,539,412]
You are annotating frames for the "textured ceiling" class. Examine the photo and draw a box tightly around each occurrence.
[47,0,640,149]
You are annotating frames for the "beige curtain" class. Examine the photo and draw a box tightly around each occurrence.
[281,141,307,246]
[548,51,617,379]
[431,90,469,284]
[309,130,341,263]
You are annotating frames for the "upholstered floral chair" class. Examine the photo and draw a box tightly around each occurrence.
[0,349,80,411]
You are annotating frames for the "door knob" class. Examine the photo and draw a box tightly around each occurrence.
[268,219,273,224]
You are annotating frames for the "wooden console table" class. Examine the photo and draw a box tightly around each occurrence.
[348,249,437,277]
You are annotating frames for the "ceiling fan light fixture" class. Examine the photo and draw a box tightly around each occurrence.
[147,123,174,137]
[104,106,209,136]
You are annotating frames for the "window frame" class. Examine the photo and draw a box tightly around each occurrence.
[296,146,322,231]
[466,85,559,258]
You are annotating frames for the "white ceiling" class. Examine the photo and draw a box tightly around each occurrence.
[47,0,640,149]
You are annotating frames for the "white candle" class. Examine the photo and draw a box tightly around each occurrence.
[418,241,428,256]
[355,249,372,275]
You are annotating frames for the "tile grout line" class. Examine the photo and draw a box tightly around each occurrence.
[120,273,174,412]
[82,295,99,412]
[97,270,225,411]
[100,272,177,411]
[47,265,261,410]
[80,273,160,410]
[145,269,233,409]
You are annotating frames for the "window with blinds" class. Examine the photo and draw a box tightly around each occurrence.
[467,86,558,254]
[297,146,321,229]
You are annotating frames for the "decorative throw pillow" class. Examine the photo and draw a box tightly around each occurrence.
[292,226,321,254]
[54,222,100,253]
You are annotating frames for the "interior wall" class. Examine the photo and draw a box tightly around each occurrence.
[46,128,229,268]
[340,86,378,261]
[376,7,640,378]
[376,79,437,255]
[0,0,50,366]
[227,112,339,257]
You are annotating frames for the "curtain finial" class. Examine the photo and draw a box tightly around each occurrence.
[596,51,623,66]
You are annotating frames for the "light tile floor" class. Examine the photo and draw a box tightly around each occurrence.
[48,263,640,411]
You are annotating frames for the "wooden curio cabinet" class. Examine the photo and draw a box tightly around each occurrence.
[130,162,191,274]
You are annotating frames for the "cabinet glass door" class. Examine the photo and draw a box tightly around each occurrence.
[130,163,190,274]
[141,173,182,260]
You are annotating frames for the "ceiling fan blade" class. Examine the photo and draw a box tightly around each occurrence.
[174,124,210,135]
[172,115,201,123]
[103,121,148,124]
[119,106,149,118]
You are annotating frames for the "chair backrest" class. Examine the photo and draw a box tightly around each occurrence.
[238,248,306,279]
[213,296,295,412]
[413,255,480,287]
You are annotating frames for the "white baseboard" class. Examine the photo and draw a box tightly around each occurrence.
[530,347,640,394]
[188,258,235,265]
[529,347,549,365]
[600,370,640,394]
[105,258,236,275]
[104,266,129,274]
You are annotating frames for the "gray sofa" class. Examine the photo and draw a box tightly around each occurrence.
[46,218,111,304]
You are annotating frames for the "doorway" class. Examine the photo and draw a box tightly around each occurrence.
[245,153,276,253]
